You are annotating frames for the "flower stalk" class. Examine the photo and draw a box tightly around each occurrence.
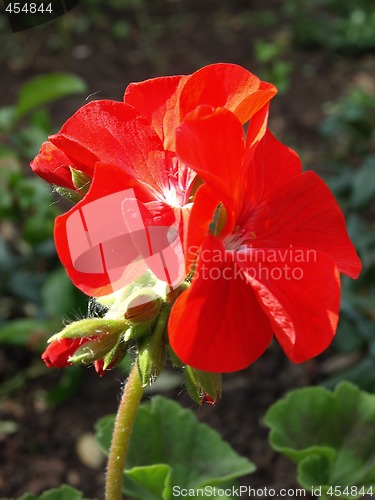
[105,303,172,499]
[105,362,144,500]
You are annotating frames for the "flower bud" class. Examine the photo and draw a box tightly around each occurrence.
[137,333,166,387]
[200,394,216,405]
[166,282,189,304]
[49,318,128,342]
[68,333,121,365]
[183,366,222,405]
[42,318,129,370]
[125,290,162,324]
[42,337,93,368]
[95,336,129,376]
[136,304,170,386]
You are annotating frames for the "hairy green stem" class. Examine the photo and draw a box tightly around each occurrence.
[105,362,144,500]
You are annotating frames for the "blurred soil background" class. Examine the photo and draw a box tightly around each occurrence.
[1,0,375,498]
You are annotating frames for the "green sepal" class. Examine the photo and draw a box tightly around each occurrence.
[137,305,170,386]
[184,366,222,405]
[54,185,82,203]
[70,167,91,195]
[125,321,155,342]
[125,290,163,324]
[69,333,121,364]
[168,346,184,369]
[49,318,129,342]
[137,334,166,387]
[102,336,128,371]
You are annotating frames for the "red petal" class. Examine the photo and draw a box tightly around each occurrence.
[168,235,273,372]
[176,106,245,230]
[42,337,91,368]
[49,101,169,195]
[94,357,119,376]
[54,163,152,297]
[249,171,362,279]
[55,163,190,296]
[238,249,341,362]
[245,102,271,150]
[239,130,302,222]
[180,63,277,124]
[185,184,221,273]
[123,198,189,287]
[124,74,189,151]
[30,141,76,189]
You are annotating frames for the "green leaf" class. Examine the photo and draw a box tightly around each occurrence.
[265,382,375,497]
[39,485,86,500]
[346,215,375,258]
[44,366,83,405]
[11,485,90,500]
[125,464,172,500]
[351,156,375,210]
[96,396,255,498]
[41,268,86,318]
[9,271,47,303]
[0,237,18,276]
[16,74,87,118]
[0,319,51,348]
[14,124,53,159]
[0,106,17,131]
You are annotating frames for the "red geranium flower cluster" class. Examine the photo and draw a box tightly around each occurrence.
[31,63,361,374]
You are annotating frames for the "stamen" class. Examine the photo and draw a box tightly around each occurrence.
[164,158,196,207]
[224,227,256,251]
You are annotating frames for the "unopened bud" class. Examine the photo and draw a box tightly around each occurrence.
[200,394,216,405]
[69,333,121,364]
[125,322,153,342]
[137,333,166,387]
[166,282,189,304]
[136,304,170,386]
[125,290,162,324]
[101,336,128,372]
[49,318,128,342]
[184,366,222,405]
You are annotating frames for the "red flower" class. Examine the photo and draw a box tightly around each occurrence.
[42,337,94,368]
[41,317,129,374]
[31,64,276,189]
[168,107,362,372]
[32,64,276,297]
[31,142,80,190]
[124,63,276,151]
[42,336,120,376]
[51,105,195,296]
